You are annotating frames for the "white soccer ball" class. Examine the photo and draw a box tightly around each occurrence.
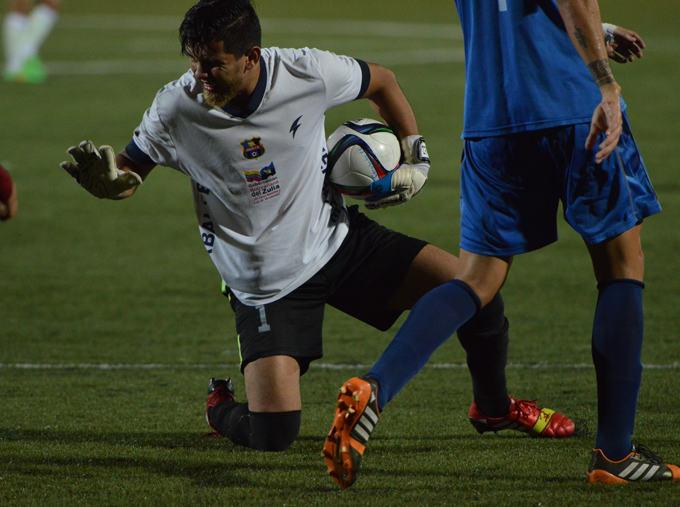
[326,118,401,200]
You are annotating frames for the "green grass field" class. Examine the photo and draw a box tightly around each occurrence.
[1,0,680,505]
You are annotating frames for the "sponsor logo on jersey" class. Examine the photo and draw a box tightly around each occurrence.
[246,162,281,204]
[241,137,265,160]
[244,163,276,183]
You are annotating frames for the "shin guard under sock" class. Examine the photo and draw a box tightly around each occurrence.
[25,4,59,58]
[3,13,28,74]
[457,292,510,417]
[209,401,251,447]
[592,279,644,461]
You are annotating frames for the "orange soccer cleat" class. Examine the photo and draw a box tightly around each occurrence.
[588,444,680,483]
[323,376,380,488]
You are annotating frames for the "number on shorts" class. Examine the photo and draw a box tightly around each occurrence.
[256,305,271,333]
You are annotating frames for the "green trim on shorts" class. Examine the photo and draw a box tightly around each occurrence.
[237,334,242,369]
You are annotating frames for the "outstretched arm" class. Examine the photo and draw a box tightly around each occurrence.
[556,0,621,163]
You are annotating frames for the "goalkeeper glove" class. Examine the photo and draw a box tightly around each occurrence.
[60,140,142,199]
[365,135,429,210]
[602,23,617,45]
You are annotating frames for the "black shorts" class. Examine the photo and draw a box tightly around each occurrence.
[223,205,427,375]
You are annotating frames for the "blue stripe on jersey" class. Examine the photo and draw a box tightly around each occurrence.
[125,137,156,166]
[355,59,371,100]
[454,0,602,138]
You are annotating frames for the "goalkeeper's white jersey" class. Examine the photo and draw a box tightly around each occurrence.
[131,47,367,305]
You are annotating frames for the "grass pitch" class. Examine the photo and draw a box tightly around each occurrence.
[1,0,679,505]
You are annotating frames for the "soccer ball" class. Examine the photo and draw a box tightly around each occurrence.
[326,118,401,200]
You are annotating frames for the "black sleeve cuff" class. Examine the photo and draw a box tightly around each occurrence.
[125,138,156,166]
[355,59,371,100]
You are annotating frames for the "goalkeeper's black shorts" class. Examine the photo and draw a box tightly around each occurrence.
[223,205,427,375]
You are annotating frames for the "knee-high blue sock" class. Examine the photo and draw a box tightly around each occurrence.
[368,280,481,410]
[592,279,644,461]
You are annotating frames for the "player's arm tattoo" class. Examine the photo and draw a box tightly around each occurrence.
[573,27,588,49]
[587,59,616,87]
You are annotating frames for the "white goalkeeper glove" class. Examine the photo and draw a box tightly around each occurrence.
[602,23,617,46]
[365,135,429,210]
[60,140,142,199]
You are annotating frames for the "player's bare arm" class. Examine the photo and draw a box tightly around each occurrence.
[114,150,156,199]
[556,0,622,163]
[361,62,419,140]
[359,62,430,209]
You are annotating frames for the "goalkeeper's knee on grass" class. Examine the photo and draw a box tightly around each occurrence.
[210,402,301,452]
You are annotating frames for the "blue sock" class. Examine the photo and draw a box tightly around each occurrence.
[457,292,510,417]
[592,279,644,461]
[368,280,481,409]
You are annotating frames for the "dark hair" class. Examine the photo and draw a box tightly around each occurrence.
[179,0,261,57]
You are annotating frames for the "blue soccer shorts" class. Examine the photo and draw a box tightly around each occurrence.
[459,112,661,256]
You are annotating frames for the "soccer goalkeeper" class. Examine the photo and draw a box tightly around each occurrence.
[61,0,573,461]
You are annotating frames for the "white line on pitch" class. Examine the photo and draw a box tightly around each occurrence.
[55,15,679,54]
[1,362,679,370]
[58,15,464,40]
[45,59,189,76]
[44,47,464,76]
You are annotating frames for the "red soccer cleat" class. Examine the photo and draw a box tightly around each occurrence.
[469,396,574,438]
[205,377,235,433]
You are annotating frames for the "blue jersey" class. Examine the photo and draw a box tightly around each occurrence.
[454,0,604,138]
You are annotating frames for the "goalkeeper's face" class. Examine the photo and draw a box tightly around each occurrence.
[189,40,254,108]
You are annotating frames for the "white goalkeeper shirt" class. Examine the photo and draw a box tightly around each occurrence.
[128,47,369,305]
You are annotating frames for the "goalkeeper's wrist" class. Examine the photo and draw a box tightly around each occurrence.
[369,171,396,196]
[400,135,430,166]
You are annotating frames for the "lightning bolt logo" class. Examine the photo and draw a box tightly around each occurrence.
[290,115,303,138]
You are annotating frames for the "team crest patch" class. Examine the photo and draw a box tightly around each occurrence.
[241,137,265,160]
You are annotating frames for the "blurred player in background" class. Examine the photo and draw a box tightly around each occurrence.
[0,164,18,220]
[325,0,679,488]
[60,0,573,459]
[2,0,59,83]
